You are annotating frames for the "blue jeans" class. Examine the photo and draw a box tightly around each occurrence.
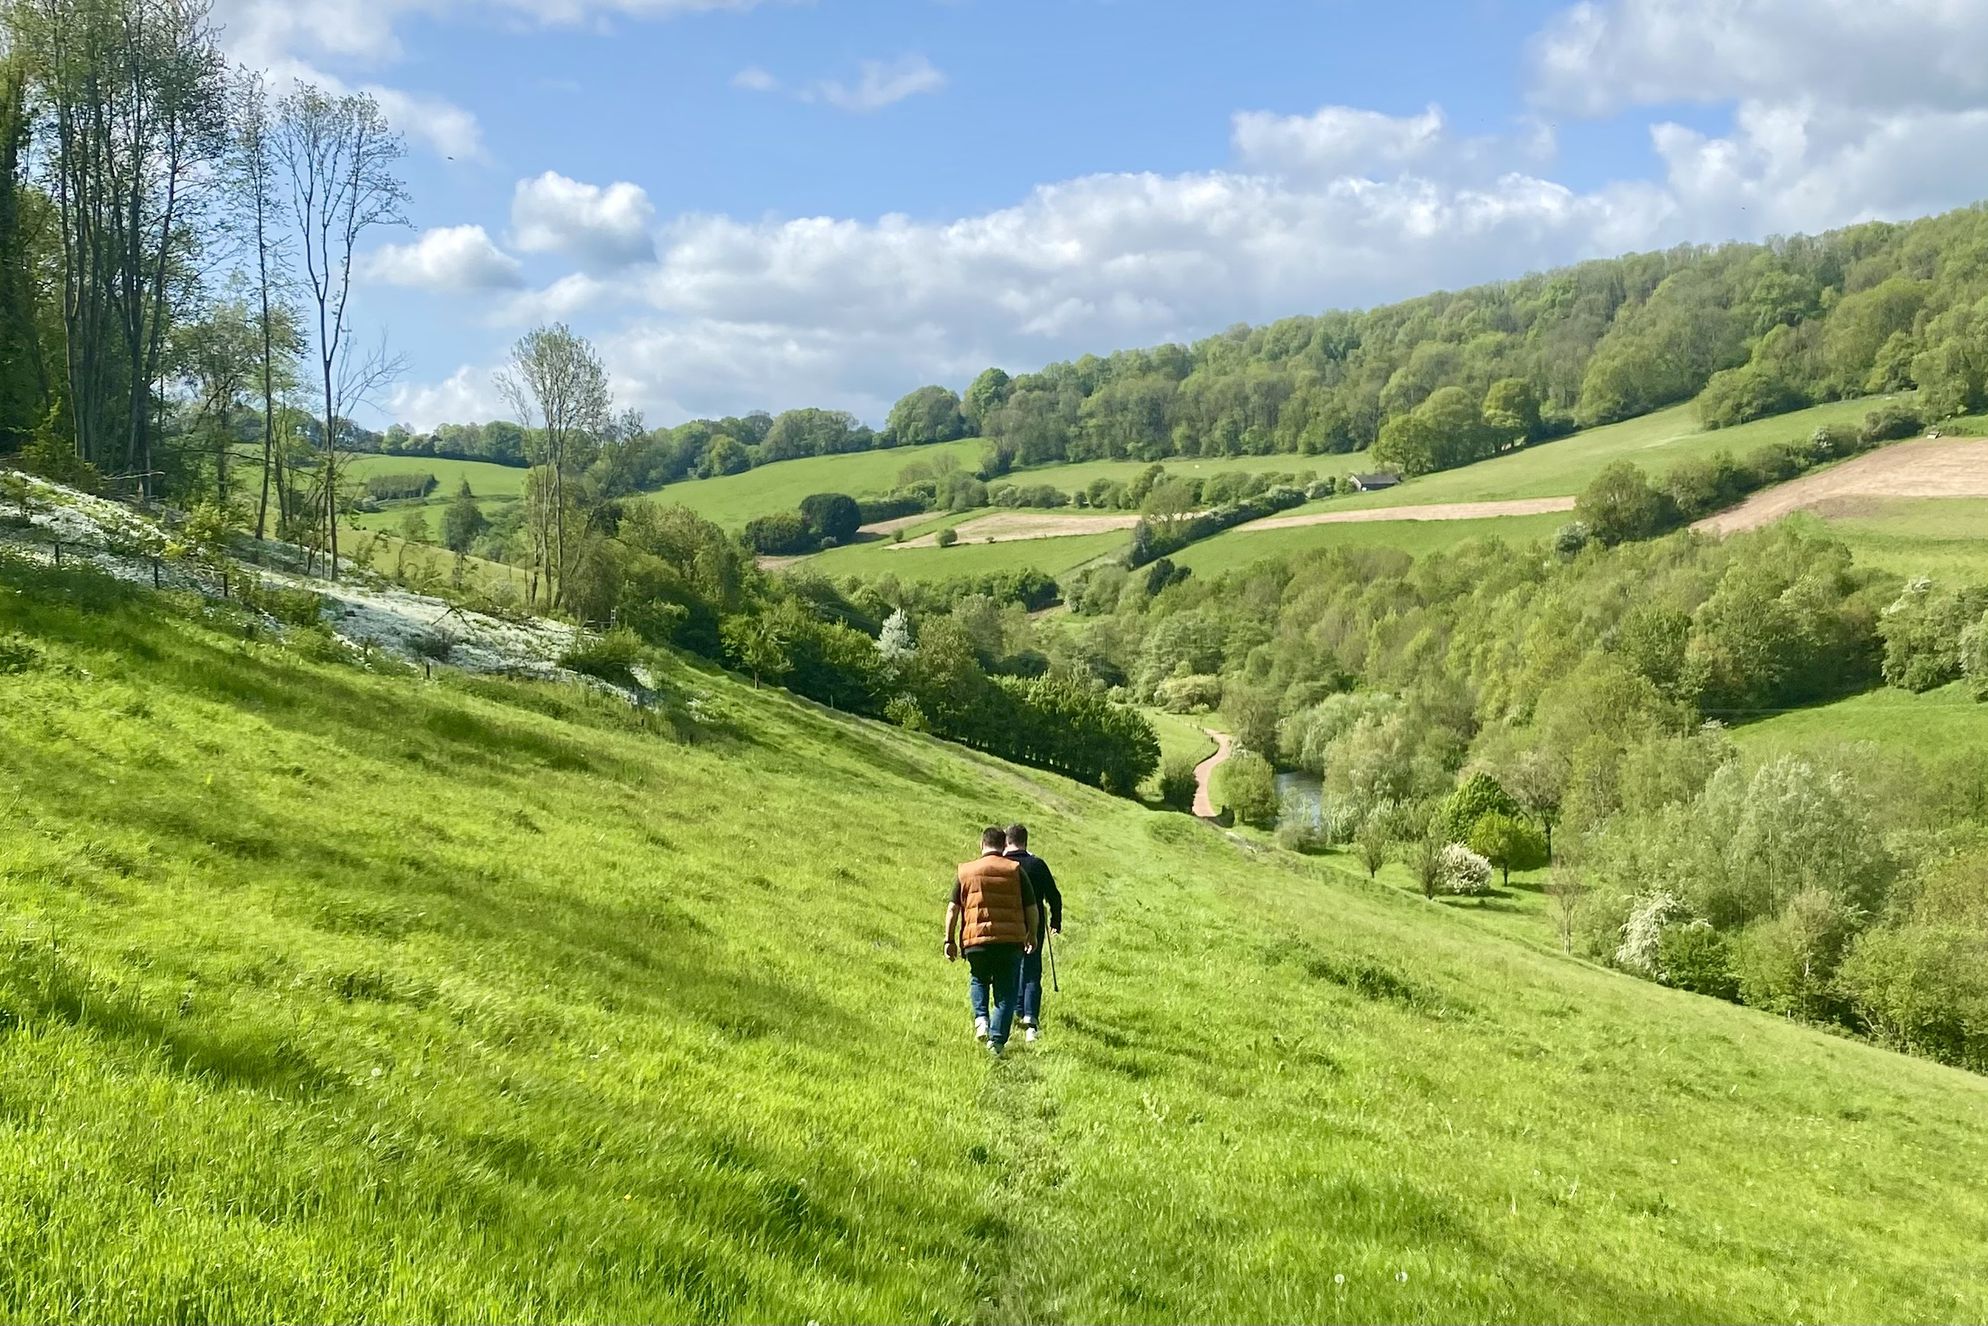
[1020,943,1046,1026]
[966,944,1024,1047]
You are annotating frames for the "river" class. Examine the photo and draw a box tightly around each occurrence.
[1273,769,1325,825]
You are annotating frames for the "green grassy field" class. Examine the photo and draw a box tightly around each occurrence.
[1173,511,1569,577]
[344,454,532,499]
[1790,500,1988,581]
[344,455,528,540]
[1307,396,1902,515]
[1728,682,1988,760]
[803,524,1129,583]
[1136,708,1217,800]
[654,445,1356,532]
[344,529,535,600]
[647,439,985,528]
[5,552,1988,1320]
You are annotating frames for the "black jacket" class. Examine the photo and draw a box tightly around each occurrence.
[1004,849,1061,940]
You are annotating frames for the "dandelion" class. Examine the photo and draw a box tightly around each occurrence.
[1333,1273,1345,1286]
[1396,1270,1408,1283]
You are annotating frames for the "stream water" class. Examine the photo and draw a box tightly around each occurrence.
[1273,769,1326,826]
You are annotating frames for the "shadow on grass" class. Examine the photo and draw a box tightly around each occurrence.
[0,938,338,1098]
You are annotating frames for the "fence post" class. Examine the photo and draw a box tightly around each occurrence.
[152,557,161,589]
[51,540,59,567]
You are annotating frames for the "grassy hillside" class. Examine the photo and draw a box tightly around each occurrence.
[1729,682,1988,760]
[344,529,535,600]
[800,522,1128,582]
[1135,707,1216,800]
[1172,511,1569,577]
[4,552,1988,1320]
[344,455,527,541]
[1797,499,1988,581]
[1322,397,1902,514]
[345,454,532,499]
[647,438,984,528]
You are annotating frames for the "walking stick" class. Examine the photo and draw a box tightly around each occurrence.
[1046,927,1059,993]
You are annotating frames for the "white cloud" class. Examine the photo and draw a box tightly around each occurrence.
[496,0,775,22]
[494,272,625,325]
[1648,100,1988,237]
[254,54,486,161]
[1232,104,1447,178]
[731,65,780,93]
[1524,0,1988,238]
[216,0,780,160]
[1531,0,1988,117]
[383,2,1988,428]
[364,225,523,291]
[802,55,946,113]
[511,171,658,270]
[218,0,779,67]
[388,364,511,430]
[365,83,487,160]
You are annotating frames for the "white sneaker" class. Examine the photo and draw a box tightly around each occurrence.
[1024,1027,1039,1044]
[988,1041,1004,1058]
[1019,1016,1037,1030]
[973,1016,990,1043]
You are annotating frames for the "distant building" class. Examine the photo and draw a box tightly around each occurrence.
[1350,471,1402,492]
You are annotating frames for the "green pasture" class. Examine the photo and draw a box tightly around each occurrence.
[1172,511,1568,577]
[647,439,984,528]
[802,523,1129,584]
[344,454,532,500]
[1793,500,1988,582]
[1306,396,1910,515]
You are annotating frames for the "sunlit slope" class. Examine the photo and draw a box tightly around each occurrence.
[2,556,1986,1322]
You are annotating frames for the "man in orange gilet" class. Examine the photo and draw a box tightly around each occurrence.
[943,825,1039,1056]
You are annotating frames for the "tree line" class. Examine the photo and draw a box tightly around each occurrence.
[0,0,413,577]
[390,202,1988,499]
[543,499,1155,794]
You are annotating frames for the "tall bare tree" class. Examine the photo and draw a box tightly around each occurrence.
[274,82,406,575]
[226,67,294,538]
[497,323,609,609]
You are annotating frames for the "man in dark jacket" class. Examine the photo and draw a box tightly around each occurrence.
[944,826,1039,1057]
[1005,823,1062,1044]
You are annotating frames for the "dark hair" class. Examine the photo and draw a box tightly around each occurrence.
[981,826,1007,851]
[1005,823,1029,849]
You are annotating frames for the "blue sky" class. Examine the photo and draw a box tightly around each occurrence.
[216,0,1988,429]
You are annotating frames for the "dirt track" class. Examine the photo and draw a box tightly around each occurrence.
[1694,437,1988,533]
[1192,729,1233,819]
[1241,496,1576,530]
[859,513,930,537]
[894,511,1141,549]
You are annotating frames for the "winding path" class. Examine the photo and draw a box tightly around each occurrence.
[1191,728,1233,820]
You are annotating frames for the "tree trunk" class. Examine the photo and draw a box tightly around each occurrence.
[215,401,229,504]
[255,264,274,537]
[321,358,338,577]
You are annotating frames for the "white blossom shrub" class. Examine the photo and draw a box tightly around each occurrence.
[1616,890,1692,976]
[1438,843,1492,895]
